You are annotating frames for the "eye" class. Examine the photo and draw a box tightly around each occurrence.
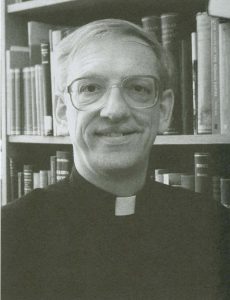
[79,83,102,94]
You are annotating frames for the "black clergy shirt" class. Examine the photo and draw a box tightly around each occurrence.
[2,167,229,300]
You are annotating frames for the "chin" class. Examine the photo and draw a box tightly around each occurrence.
[92,152,145,173]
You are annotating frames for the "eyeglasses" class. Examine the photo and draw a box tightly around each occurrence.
[66,75,159,111]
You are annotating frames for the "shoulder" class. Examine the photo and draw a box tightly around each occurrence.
[2,177,72,231]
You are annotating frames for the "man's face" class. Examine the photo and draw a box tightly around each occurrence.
[64,35,162,175]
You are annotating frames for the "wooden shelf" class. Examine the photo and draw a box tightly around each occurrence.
[8,134,230,145]
[7,0,207,16]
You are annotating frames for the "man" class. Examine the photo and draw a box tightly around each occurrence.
[2,19,229,300]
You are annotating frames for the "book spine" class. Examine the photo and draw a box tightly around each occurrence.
[141,15,161,42]
[39,170,49,188]
[30,66,38,135]
[211,17,220,134]
[56,151,71,181]
[212,176,221,202]
[191,32,198,134]
[154,169,169,183]
[35,65,42,135]
[23,164,33,195]
[14,68,22,135]
[180,38,193,134]
[17,172,23,198]
[196,12,212,134]
[7,69,16,135]
[161,13,181,134]
[220,178,230,208]
[33,172,40,189]
[194,152,211,195]
[219,22,230,135]
[9,157,18,202]
[50,155,57,184]
[37,64,45,135]
[23,67,33,135]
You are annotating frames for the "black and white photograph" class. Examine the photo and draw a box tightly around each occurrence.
[0,0,230,299]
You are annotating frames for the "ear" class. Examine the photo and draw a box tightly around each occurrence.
[55,94,69,136]
[158,89,174,134]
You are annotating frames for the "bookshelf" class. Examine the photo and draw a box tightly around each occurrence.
[1,0,230,205]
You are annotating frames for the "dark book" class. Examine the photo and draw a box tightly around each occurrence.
[212,176,221,202]
[23,164,33,195]
[208,0,230,19]
[191,32,198,134]
[220,178,230,208]
[196,12,212,134]
[180,37,193,134]
[9,157,18,202]
[40,42,53,136]
[22,67,33,135]
[161,13,182,134]
[56,151,71,182]
[141,15,161,42]
[194,152,211,195]
[219,22,230,135]
[211,17,220,134]
[27,21,55,65]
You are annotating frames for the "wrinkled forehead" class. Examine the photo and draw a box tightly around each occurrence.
[66,33,158,84]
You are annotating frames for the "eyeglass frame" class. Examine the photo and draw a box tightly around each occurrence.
[65,75,160,111]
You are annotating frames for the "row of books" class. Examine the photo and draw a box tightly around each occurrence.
[8,150,72,202]
[151,152,230,208]
[142,12,230,135]
[6,14,230,136]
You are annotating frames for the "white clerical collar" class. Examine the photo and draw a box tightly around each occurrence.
[115,195,136,216]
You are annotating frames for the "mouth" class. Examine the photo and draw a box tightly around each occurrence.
[96,132,136,137]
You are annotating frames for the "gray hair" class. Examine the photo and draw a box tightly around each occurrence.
[54,19,171,95]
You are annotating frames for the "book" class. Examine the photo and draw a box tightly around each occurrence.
[208,0,230,19]
[6,46,29,135]
[180,37,193,134]
[141,15,161,42]
[41,42,53,136]
[22,67,33,135]
[219,22,230,135]
[212,176,221,202]
[163,172,181,186]
[154,169,169,183]
[30,66,39,135]
[191,32,198,134]
[50,155,57,184]
[39,170,49,188]
[9,157,18,202]
[23,164,33,195]
[194,152,211,195]
[33,172,40,189]
[17,172,23,198]
[14,68,23,135]
[211,17,220,134]
[27,21,55,65]
[196,12,212,134]
[220,178,230,208]
[56,151,71,181]
[7,69,16,135]
[161,13,182,135]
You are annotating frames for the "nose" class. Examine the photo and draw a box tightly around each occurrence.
[100,86,131,122]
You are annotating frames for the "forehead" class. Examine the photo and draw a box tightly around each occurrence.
[67,35,159,84]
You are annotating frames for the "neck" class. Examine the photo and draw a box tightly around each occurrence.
[74,157,149,197]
